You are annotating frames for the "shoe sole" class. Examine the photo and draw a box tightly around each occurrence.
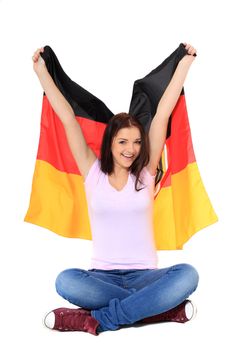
[43,311,54,330]
[186,299,197,321]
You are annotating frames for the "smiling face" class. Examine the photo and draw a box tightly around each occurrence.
[111,127,142,170]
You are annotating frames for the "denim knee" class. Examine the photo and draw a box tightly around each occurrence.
[180,263,199,292]
[55,268,86,297]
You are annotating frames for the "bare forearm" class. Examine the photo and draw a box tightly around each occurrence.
[36,68,75,125]
[157,59,192,118]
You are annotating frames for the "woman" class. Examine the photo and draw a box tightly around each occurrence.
[32,43,199,336]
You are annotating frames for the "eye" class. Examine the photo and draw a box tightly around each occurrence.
[119,141,141,144]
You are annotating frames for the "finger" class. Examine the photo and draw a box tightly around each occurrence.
[34,48,43,59]
[32,51,40,61]
[187,46,193,54]
[35,48,42,56]
[33,53,39,61]
[189,47,196,55]
[32,51,39,60]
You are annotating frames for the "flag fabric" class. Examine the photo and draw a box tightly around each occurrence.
[24,43,218,249]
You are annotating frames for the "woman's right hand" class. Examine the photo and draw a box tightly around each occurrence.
[32,47,47,75]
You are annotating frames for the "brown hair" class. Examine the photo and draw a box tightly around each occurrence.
[100,112,152,192]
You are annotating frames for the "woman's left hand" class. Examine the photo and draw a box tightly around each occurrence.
[183,43,197,56]
[180,43,197,66]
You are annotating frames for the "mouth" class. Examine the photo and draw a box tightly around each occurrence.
[121,154,134,161]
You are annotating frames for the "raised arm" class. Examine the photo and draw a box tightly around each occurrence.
[147,43,197,177]
[32,47,97,179]
[156,49,196,118]
[33,47,76,126]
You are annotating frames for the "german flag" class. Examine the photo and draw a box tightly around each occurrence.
[24,43,218,249]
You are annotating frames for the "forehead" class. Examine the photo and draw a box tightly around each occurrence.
[116,127,141,139]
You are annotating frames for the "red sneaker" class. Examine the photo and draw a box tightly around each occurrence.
[139,300,197,324]
[44,307,100,336]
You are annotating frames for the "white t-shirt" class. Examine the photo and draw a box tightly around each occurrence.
[84,158,158,270]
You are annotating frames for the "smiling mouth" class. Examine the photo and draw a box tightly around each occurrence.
[121,154,134,160]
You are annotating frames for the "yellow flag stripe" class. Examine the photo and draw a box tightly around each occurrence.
[153,162,218,249]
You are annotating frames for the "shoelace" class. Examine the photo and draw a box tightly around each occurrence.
[58,310,87,331]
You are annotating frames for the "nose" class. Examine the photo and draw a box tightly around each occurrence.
[126,144,136,153]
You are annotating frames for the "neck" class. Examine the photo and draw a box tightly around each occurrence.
[110,164,130,178]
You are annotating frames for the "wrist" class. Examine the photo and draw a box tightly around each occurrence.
[35,64,48,77]
[179,54,195,68]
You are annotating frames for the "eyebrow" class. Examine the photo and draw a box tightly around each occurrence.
[118,138,141,140]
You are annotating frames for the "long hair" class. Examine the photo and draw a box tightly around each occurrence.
[100,112,151,192]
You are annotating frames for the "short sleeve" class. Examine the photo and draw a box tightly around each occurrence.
[141,167,161,198]
[84,158,101,194]
[84,157,101,185]
[144,166,156,178]
[141,166,156,185]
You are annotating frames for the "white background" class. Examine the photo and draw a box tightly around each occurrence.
[0,0,232,348]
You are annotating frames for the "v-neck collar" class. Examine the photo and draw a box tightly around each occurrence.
[107,172,131,193]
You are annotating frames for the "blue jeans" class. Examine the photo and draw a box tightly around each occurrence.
[55,263,199,332]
